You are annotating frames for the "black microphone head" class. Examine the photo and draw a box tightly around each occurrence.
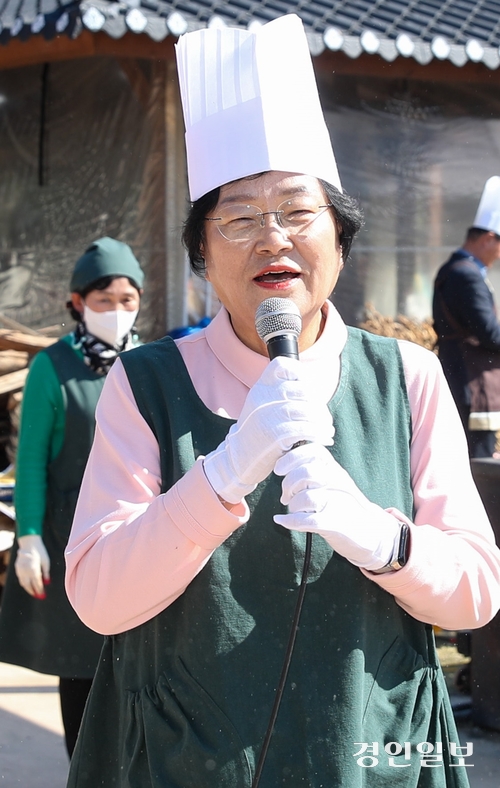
[255,298,302,345]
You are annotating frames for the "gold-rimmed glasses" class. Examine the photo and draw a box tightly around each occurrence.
[205,195,333,241]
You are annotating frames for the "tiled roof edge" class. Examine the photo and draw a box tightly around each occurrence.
[2,5,500,71]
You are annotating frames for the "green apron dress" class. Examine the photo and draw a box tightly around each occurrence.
[0,340,104,678]
[67,328,469,787]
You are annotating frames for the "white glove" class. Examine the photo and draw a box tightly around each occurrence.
[15,535,51,598]
[274,443,401,571]
[203,357,335,504]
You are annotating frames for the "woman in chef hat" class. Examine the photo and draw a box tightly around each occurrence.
[65,17,498,788]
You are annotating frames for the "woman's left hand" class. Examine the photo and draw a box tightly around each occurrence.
[273,443,401,571]
[15,535,51,598]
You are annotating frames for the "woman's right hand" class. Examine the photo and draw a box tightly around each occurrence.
[15,535,51,599]
[203,356,334,504]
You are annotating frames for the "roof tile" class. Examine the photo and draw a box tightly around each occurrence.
[3,0,500,71]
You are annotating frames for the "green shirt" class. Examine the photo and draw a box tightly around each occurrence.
[14,334,82,537]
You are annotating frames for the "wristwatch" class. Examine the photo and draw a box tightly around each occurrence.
[371,523,410,574]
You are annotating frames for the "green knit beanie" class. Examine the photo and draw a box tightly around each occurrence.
[70,237,145,293]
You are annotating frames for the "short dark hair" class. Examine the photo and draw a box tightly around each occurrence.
[181,175,364,278]
[466,226,500,242]
[66,275,141,322]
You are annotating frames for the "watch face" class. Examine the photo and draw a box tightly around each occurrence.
[396,523,410,568]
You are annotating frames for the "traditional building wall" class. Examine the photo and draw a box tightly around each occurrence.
[0,54,187,339]
[1,34,500,333]
[318,70,500,325]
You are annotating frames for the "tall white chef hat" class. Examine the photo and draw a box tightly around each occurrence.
[175,14,341,201]
[473,176,500,235]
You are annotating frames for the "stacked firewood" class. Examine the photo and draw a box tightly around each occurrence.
[358,304,438,352]
[0,349,28,467]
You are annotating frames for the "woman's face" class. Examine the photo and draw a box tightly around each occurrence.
[202,171,343,354]
[71,277,141,315]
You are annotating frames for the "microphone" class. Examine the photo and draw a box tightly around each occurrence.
[255,297,302,360]
[252,304,311,788]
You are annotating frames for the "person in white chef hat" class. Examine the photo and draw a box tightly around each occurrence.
[64,14,500,788]
[434,175,500,458]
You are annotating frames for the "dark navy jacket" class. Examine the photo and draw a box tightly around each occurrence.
[432,249,500,407]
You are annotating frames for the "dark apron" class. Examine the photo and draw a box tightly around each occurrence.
[68,329,469,787]
[0,339,104,678]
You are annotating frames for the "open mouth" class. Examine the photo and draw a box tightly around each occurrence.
[254,270,300,283]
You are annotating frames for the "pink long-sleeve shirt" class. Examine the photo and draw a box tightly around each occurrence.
[65,301,500,635]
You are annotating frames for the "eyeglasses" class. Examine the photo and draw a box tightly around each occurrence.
[205,196,333,241]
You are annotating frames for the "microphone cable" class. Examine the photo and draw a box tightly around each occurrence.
[251,531,312,788]
[252,297,313,786]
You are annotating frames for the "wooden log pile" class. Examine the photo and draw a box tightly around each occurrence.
[358,304,438,352]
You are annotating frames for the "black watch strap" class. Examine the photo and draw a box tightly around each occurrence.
[371,523,411,574]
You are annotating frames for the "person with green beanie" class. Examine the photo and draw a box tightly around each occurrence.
[0,237,144,758]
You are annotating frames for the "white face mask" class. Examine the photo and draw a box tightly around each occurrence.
[83,305,138,348]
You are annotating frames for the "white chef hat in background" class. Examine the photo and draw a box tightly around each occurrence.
[473,176,500,235]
